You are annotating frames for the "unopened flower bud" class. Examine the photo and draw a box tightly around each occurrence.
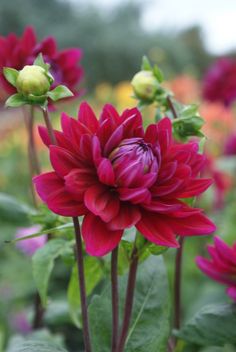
[16,65,52,97]
[131,70,158,100]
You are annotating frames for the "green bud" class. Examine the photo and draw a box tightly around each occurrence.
[16,65,52,98]
[131,70,158,101]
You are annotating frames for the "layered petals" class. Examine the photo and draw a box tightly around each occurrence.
[196,236,236,301]
[34,103,216,256]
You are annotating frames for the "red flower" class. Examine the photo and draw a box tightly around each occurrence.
[34,103,216,256]
[224,133,236,156]
[203,58,236,106]
[0,26,83,102]
[196,236,236,301]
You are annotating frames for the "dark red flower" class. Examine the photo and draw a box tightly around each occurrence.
[196,236,236,301]
[34,103,216,256]
[203,58,236,106]
[0,26,83,102]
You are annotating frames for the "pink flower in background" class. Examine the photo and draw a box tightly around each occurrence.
[0,26,83,102]
[15,225,46,256]
[10,311,31,334]
[34,102,216,256]
[196,236,236,301]
[224,133,236,156]
[203,58,236,106]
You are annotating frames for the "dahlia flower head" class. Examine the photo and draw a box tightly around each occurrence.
[0,26,83,102]
[34,103,216,256]
[203,58,236,106]
[196,236,236,301]
[15,225,46,256]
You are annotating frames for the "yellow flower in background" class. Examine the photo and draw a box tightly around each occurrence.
[113,81,136,109]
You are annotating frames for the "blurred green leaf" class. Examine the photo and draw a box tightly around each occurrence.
[175,303,236,346]
[5,93,27,108]
[67,256,103,328]
[33,53,50,72]
[6,340,67,352]
[89,255,170,352]
[3,67,19,87]
[153,64,164,83]
[32,239,70,306]
[47,85,73,101]
[141,56,152,71]
[0,193,34,225]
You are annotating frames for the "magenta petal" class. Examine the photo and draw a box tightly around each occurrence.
[82,213,123,256]
[108,204,141,230]
[104,124,124,156]
[84,184,120,222]
[50,145,79,177]
[97,158,115,186]
[142,199,182,213]
[33,172,63,202]
[78,102,99,133]
[164,212,216,235]
[118,187,151,204]
[47,189,86,217]
[214,236,236,266]
[175,178,213,198]
[64,168,97,200]
[136,211,179,247]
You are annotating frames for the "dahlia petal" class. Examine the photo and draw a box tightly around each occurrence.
[227,287,236,301]
[144,124,158,144]
[118,187,151,204]
[214,236,236,266]
[157,117,172,152]
[175,178,213,198]
[92,136,102,166]
[64,168,97,200]
[78,102,99,133]
[36,37,57,56]
[136,211,179,247]
[121,108,144,138]
[84,184,120,222]
[157,161,177,184]
[163,212,216,235]
[97,158,115,186]
[38,125,74,152]
[196,257,236,286]
[104,124,124,156]
[142,199,182,213]
[151,178,183,196]
[82,213,123,256]
[100,104,120,125]
[50,145,79,177]
[21,26,37,54]
[47,189,86,217]
[56,48,82,68]
[108,204,141,230]
[33,172,63,202]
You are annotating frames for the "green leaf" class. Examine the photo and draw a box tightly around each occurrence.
[141,56,152,71]
[67,256,103,328]
[6,340,67,352]
[153,64,164,83]
[0,193,34,225]
[5,93,27,108]
[33,53,50,71]
[175,303,236,346]
[3,67,19,87]
[89,255,170,352]
[47,85,73,101]
[32,239,69,307]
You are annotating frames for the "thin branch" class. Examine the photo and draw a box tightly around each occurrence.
[73,217,92,352]
[167,96,178,119]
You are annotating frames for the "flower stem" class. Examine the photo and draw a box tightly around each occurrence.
[174,237,185,330]
[42,108,57,145]
[116,245,139,352]
[167,96,178,119]
[111,246,119,352]
[32,292,45,329]
[73,217,92,352]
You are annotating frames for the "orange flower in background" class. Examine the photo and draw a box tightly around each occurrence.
[165,75,200,104]
[200,102,236,155]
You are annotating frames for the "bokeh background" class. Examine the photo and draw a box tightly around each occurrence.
[1,1,236,351]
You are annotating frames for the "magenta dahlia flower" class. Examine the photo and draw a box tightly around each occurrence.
[203,58,236,106]
[33,103,216,256]
[0,26,83,102]
[196,236,236,301]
